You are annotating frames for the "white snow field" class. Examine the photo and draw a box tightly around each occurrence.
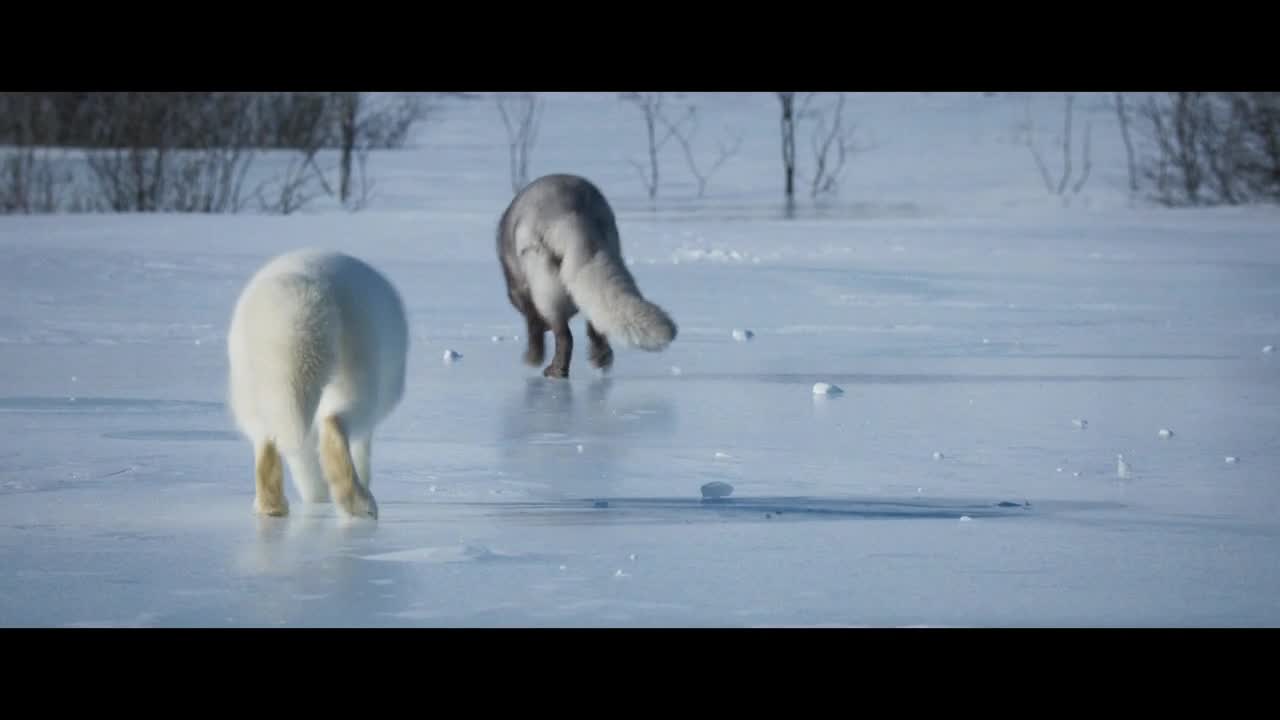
[2,92,1279,627]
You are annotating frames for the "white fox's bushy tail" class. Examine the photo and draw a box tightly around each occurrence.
[563,252,676,351]
[232,273,339,453]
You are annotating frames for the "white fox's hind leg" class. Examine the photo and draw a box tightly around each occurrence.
[320,415,377,519]
[284,448,330,504]
[253,440,289,517]
[351,435,372,489]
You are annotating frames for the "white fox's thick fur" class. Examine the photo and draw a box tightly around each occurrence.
[498,174,676,377]
[227,249,408,520]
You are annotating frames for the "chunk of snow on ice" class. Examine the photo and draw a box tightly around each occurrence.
[731,329,754,342]
[614,569,629,578]
[812,382,844,396]
[491,335,503,342]
[1263,345,1274,354]
[576,444,584,454]
[959,516,972,522]
[701,481,734,499]
[714,451,731,459]
[1117,454,1131,478]
[672,248,760,265]
[1225,456,1239,464]
[932,451,944,460]
[670,366,682,376]
[442,349,462,363]
[1158,428,1174,438]
[1072,419,1088,429]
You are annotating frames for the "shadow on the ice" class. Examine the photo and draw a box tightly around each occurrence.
[622,372,1181,385]
[0,395,223,415]
[471,495,1126,526]
[236,508,378,577]
[230,509,416,626]
[494,376,677,498]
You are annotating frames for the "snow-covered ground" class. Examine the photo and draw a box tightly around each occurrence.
[2,92,1279,627]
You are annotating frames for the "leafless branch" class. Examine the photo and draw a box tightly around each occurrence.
[1113,93,1139,198]
[803,93,868,199]
[1023,93,1092,199]
[1072,120,1093,195]
[497,93,544,194]
[655,104,740,198]
[620,92,688,200]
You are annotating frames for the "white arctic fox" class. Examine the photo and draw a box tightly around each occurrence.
[227,249,408,520]
[497,173,677,378]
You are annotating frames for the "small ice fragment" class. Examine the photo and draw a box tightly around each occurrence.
[1225,456,1239,464]
[731,329,754,342]
[442,349,462,363]
[700,481,734,499]
[1158,428,1174,438]
[812,382,843,396]
[932,451,944,460]
[959,516,972,522]
[1072,419,1088,429]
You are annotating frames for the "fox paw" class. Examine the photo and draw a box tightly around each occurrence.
[337,484,378,520]
[589,344,613,371]
[253,495,289,517]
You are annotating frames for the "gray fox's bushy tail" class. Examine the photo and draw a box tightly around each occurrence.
[563,252,676,351]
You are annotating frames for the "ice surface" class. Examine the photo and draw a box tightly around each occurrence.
[2,92,1280,627]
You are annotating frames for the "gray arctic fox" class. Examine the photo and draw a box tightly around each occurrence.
[496,173,677,378]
